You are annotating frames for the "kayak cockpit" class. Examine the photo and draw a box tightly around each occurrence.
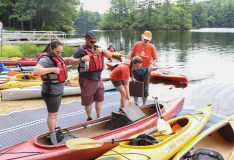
[35,103,162,147]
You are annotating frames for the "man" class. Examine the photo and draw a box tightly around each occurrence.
[129,31,157,106]
[69,31,112,121]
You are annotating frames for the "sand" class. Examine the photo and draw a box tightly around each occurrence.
[0,95,81,114]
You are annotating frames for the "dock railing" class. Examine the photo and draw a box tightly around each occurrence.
[0,30,67,44]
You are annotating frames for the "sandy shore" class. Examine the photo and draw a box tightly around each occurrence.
[0,94,81,114]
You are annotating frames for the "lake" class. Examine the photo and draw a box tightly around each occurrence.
[72,28,234,116]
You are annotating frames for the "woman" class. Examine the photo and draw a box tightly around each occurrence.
[110,56,143,110]
[34,40,67,131]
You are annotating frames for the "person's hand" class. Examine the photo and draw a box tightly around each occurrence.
[53,68,61,74]
[148,64,153,73]
[95,48,103,55]
[132,78,137,83]
[81,55,90,61]
[128,99,132,106]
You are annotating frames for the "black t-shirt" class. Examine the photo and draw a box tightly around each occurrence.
[72,45,102,81]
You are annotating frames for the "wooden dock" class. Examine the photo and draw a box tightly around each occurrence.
[0,30,85,46]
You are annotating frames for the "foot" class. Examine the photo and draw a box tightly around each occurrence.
[118,108,123,112]
[134,103,138,106]
[87,117,92,121]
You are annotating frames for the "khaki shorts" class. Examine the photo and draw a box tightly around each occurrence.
[79,77,104,106]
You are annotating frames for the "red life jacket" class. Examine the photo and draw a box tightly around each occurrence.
[37,52,68,83]
[80,45,105,73]
[109,47,114,52]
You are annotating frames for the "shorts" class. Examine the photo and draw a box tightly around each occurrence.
[111,79,125,87]
[42,93,62,113]
[133,69,151,97]
[79,77,104,106]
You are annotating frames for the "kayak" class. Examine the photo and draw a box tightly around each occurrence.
[0,74,42,90]
[97,104,213,160]
[151,69,188,83]
[111,52,125,60]
[106,62,120,70]
[0,58,70,66]
[0,97,184,160]
[1,80,115,101]
[173,114,234,160]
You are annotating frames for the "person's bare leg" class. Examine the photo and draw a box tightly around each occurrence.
[134,97,139,105]
[47,112,58,131]
[95,102,102,118]
[116,85,127,108]
[85,105,92,118]
[142,97,147,106]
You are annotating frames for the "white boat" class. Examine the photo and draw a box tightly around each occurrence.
[0,80,115,101]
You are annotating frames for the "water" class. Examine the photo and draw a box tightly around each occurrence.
[73,28,234,116]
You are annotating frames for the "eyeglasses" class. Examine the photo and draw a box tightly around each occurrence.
[88,39,97,44]
[55,51,64,54]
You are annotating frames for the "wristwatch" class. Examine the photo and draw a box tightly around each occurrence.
[79,57,84,63]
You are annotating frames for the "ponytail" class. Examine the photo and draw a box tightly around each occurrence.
[42,40,63,53]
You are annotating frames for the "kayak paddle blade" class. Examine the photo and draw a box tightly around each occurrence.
[66,138,104,150]
[157,118,167,132]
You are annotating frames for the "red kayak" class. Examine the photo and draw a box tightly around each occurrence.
[0,58,70,66]
[151,69,188,83]
[0,97,184,160]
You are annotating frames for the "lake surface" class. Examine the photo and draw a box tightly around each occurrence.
[72,28,234,116]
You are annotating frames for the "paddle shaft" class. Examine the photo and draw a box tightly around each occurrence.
[155,98,164,119]
[103,132,175,144]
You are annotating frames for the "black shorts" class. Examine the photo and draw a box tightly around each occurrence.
[42,93,62,113]
[111,79,125,87]
[132,69,150,97]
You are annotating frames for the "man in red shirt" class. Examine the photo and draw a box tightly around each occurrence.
[129,31,158,106]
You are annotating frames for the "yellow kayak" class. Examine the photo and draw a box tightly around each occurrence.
[97,104,213,160]
[173,114,234,160]
[0,74,42,90]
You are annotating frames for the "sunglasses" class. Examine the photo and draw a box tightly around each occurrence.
[88,39,97,44]
[54,51,64,54]
[144,39,150,42]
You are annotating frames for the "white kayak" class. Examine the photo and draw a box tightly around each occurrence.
[0,80,115,101]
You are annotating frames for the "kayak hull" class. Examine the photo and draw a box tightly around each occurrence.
[0,97,184,160]
[0,58,70,66]
[173,114,234,160]
[151,69,188,82]
[1,80,115,100]
[97,104,213,160]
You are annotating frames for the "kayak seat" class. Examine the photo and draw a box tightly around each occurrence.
[129,133,161,146]
[190,148,224,160]
[50,130,81,145]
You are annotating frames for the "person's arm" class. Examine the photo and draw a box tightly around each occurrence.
[129,50,136,60]
[113,47,116,51]
[68,56,89,65]
[148,57,157,73]
[95,48,112,58]
[34,64,60,76]
[124,78,132,106]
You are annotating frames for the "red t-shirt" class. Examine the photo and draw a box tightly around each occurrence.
[110,63,130,81]
[132,42,157,67]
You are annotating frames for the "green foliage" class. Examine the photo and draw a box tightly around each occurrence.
[74,10,102,28]
[7,27,19,30]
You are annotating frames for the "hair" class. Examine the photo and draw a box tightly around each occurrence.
[129,56,143,79]
[42,40,63,53]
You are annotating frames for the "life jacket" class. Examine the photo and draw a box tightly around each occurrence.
[79,45,105,73]
[109,46,114,52]
[37,52,68,84]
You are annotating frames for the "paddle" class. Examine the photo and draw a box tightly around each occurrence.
[154,97,172,134]
[7,71,22,76]
[66,132,175,150]
[119,50,125,52]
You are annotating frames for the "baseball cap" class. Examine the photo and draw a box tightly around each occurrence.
[85,31,98,39]
[143,31,152,41]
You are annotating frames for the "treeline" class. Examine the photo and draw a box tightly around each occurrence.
[74,8,102,28]
[98,0,234,30]
[193,0,234,28]
[0,0,81,32]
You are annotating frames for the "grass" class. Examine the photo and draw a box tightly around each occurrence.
[0,43,77,59]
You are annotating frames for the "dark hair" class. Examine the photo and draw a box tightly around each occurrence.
[42,40,63,53]
[129,56,143,79]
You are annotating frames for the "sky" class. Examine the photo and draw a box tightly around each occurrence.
[80,0,208,14]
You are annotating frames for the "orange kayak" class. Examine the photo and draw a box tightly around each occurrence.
[151,69,188,83]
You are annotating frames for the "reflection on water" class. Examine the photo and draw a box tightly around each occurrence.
[73,28,234,116]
